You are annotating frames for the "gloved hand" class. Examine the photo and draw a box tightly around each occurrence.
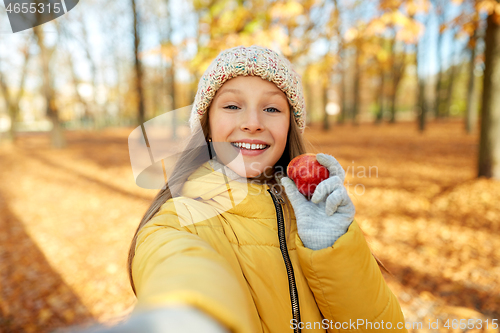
[280,153,355,250]
[76,305,230,333]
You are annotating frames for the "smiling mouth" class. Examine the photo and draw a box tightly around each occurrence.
[230,142,270,150]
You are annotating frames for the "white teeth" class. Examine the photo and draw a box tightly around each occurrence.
[231,142,268,150]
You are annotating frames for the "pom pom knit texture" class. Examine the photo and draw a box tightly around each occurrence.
[189,45,306,134]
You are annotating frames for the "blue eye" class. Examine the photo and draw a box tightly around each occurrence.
[265,107,281,113]
[223,105,281,112]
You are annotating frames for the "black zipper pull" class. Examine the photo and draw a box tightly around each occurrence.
[271,186,285,204]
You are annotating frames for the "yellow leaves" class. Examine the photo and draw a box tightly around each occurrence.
[270,1,304,20]
[190,25,292,76]
[406,2,418,16]
[452,9,480,40]
[366,10,423,42]
[439,23,448,34]
[218,6,250,34]
[323,53,338,68]
[62,309,76,322]
[397,19,425,44]
[464,22,476,35]
[192,0,213,11]
[38,308,52,324]
[265,26,292,54]
[141,43,178,62]
[406,0,431,16]
[477,0,500,16]
[437,305,485,320]
[376,48,390,62]
[476,0,500,24]
[367,18,387,35]
[379,0,404,11]
[344,27,359,42]
[363,42,384,59]
[306,62,322,79]
[159,43,178,60]
[391,10,412,26]
[477,0,496,14]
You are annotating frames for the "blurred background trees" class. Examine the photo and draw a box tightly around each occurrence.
[0,0,499,177]
[1,2,500,332]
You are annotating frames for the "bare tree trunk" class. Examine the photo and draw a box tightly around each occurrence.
[112,27,126,126]
[389,38,407,124]
[433,0,445,119]
[162,0,178,139]
[418,77,428,132]
[388,34,397,123]
[478,12,500,178]
[332,0,346,126]
[338,46,347,125]
[33,27,66,148]
[465,32,478,133]
[416,15,430,132]
[442,35,460,118]
[131,0,146,126]
[443,62,459,118]
[322,77,329,131]
[388,86,397,123]
[7,50,31,143]
[416,41,428,132]
[375,37,386,124]
[7,106,16,143]
[434,33,444,119]
[66,50,92,127]
[352,41,361,125]
[0,37,31,144]
[168,53,178,139]
[375,71,385,124]
[78,13,98,128]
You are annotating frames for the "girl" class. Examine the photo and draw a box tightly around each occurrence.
[110,45,407,333]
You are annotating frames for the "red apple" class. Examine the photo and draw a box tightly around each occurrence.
[287,153,330,200]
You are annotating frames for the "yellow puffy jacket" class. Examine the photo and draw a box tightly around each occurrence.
[132,161,408,333]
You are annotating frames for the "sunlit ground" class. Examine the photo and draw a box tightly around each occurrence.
[0,119,498,333]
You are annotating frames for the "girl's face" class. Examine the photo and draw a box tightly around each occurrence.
[208,76,290,178]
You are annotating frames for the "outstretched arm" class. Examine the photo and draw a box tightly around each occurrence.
[130,204,256,333]
[79,305,230,333]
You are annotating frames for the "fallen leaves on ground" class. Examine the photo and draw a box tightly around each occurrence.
[0,119,498,333]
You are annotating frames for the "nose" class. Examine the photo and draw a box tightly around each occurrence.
[240,107,264,133]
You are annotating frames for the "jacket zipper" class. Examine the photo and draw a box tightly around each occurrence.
[268,187,301,333]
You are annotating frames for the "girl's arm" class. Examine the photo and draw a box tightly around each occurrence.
[131,201,255,333]
[295,220,408,333]
[282,154,407,332]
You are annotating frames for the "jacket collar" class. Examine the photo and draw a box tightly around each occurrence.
[180,159,277,218]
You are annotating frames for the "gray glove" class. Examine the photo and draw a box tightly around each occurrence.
[74,305,230,333]
[280,153,355,250]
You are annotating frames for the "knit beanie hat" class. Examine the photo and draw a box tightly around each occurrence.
[189,45,306,134]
